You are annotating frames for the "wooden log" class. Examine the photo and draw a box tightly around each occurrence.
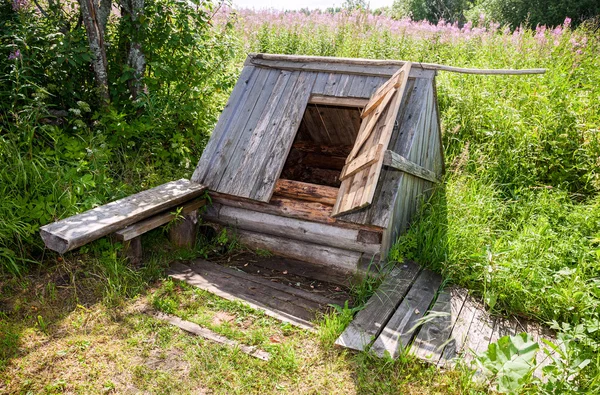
[234,229,362,272]
[122,236,142,266]
[273,179,338,206]
[169,210,198,248]
[114,198,206,241]
[150,310,270,361]
[209,192,385,233]
[40,179,206,254]
[292,140,353,157]
[383,150,440,183]
[248,53,546,76]
[309,95,368,108]
[335,261,421,351]
[204,204,381,255]
[302,153,347,171]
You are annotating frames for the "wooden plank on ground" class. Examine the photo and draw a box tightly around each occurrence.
[335,261,421,351]
[273,179,338,206]
[438,292,478,367]
[168,261,315,330]
[234,229,363,272]
[114,198,206,241]
[149,310,270,361]
[383,150,440,183]
[411,286,464,364]
[40,179,206,254]
[371,269,442,358]
[461,304,496,364]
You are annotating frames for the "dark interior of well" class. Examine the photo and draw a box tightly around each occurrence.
[280,104,362,188]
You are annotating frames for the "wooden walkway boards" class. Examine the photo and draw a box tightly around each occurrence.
[336,263,556,371]
[168,259,345,331]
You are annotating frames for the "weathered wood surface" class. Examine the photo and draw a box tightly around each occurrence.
[40,179,206,254]
[234,229,363,272]
[168,211,198,248]
[371,269,442,358]
[309,95,368,108]
[383,150,440,183]
[410,286,463,363]
[273,179,338,206]
[292,140,353,158]
[122,236,142,266]
[150,310,270,361]
[204,204,381,255]
[114,198,206,241]
[169,260,319,330]
[340,144,383,180]
[247,53,546,75]
[438,292,478,366]
[335,261,421,351]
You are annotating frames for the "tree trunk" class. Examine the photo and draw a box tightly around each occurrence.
[79,0,111,104]
[123,0,148,100]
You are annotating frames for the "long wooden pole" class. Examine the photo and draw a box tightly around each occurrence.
[249,53,546,75]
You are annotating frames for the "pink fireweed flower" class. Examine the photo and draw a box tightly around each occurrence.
[8,50,21,60]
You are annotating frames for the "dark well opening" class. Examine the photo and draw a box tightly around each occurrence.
[280,103,363,188]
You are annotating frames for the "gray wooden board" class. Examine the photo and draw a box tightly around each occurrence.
[192,66,256,184]
[371,269,442,358]
[335,261,421,351]
[384,150,440,183]
[438,292,478,367]
[461,304,496,364]
[205,204,381,255]
[168,261,315,330]
[323,73,342,96]
[311,72,330,95]
[203,67,273,188]
[251,72,318,201]
[114,198,206,241]
[234,229,362,272]
[40,179,206,254]
[410,286,463,364]
[150,310,270,361]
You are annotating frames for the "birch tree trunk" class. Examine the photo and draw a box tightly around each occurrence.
[122,0,148,100]
[79,0,112,104]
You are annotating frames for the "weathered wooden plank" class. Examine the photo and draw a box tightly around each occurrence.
[250,72,318,201]
[234,229,363,272]
[40,179,206,254]
[292,140,353,157]
[371,269,442,358]
[204,205,381,255]
[461,305,496,364]
[192,66,256,184]
[322,73,342,96]
[150,310,271,361]
[302,153,347,171]
[411,286,464,364]
[335,262,421,351]
[488,316,518,345]
[248,53,545,75]
[114,198,206,241]
[438,293,478,367]
[362,63,409,119]
[383,150,440,183]
[309,95,368,108]
[311,72,330,95]
[347,74,368,98]
[168,261,314,330]
[273,179,338,206]
[340,144,383,180]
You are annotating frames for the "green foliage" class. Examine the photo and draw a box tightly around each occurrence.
[391,0,474,23]
[477,333,539,393]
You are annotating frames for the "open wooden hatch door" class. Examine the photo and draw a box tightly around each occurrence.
[332,62,412,216]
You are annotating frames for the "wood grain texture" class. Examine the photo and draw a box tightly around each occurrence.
[438,292,478,367]
[168,211,198,248]
[335,261,421,351]
[273,179,338,206]
[114,198,206,241]
[40,179,206,253]
[204,204,381,255]
[371,269,442,358]
[340,144,383,180]
[168,261,314,330]
[150,310,271,361]
[383,150,440,183]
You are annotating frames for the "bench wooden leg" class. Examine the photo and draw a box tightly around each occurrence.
[169,210,198,248]
[123,236,143,266]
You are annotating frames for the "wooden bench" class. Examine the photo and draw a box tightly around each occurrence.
[40,179,207,263]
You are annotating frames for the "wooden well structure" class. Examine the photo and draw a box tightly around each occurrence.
[194,53,444,272]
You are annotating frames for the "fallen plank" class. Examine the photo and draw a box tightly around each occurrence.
[335,261,421,351]
[410,286,464,364]
[168,261,317,330]
[40,179,206,253]
[114,198,207,241]
[371,269,442,358]
[461,304,496,364]
[149,310,270,361]
[438,292,478,367]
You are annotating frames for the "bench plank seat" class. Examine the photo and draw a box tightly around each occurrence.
[40,179,206,253]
